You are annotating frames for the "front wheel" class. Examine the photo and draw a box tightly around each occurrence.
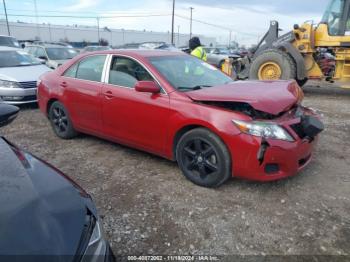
[249,49,296,81]
[176,128,231,188]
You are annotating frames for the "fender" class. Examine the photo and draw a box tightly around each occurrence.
[277,42,306,80]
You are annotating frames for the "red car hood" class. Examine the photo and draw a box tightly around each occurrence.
[185,80,303,115]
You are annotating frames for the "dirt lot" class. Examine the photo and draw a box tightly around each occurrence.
[1,82,350,258]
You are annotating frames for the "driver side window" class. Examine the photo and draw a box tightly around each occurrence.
[109,56,154,88]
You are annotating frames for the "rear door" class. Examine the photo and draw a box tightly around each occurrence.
[61,55,107,134]
[101,55,171,155]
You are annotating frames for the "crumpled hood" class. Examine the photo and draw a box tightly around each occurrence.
[0,64,51,82]
[0,138,94,258]
[185,80,303,115]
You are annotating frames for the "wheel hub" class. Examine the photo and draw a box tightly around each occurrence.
[258,62,282,80]
[182,139,219,179]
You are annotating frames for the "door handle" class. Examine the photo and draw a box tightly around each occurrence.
[104,90,114,99]
[60,81,68,88]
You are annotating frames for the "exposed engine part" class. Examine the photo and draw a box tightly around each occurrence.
[315,48,336,80]
[199,101,284,120]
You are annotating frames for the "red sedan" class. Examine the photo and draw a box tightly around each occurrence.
[37,50,323,187]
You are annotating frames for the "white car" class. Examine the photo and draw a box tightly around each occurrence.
[25,44,79,69]
[0,46,51,104]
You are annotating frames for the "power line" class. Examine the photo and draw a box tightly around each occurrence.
[1,13,172,19]
[5,8,172,17]
[176,14,258,37]
[175,14,231,31]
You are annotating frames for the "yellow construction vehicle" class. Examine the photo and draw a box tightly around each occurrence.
[249,0,350,88]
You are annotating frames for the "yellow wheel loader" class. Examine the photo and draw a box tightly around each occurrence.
[249,0,350,88]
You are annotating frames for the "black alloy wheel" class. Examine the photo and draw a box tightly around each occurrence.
[49,101,77,139]
[176,128,231,188]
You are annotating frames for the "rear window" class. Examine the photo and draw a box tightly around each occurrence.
[46,48,78,60]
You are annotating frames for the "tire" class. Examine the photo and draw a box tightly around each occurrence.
[296,78,308,87]
[176,128,231,188]
[249,49,296,81]
[218,60,225,71]
[49,101,77,139]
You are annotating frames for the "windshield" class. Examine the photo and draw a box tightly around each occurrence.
[0,36,20,48]
[46,48,78,60]
[217,48,230,54]
[0,50,41,67]
[149,55,233,91]
[321,0,345,35]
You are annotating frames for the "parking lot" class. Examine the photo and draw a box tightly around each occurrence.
[1,82,350,256]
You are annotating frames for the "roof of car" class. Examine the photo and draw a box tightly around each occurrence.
[0,46,21,51]
[26,44,70,48]
[86,49,186,57]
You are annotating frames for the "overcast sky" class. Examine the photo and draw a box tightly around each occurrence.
[3,0,330,45]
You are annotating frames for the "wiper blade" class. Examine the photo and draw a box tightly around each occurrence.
[13,64,37,67]
[177,85,212,91]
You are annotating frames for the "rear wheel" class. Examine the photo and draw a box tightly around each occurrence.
[49,101,77,139]
[249,49,296,81]
[176,128,231,188]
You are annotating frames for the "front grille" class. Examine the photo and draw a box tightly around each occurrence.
[22,95,37,101]
[290,123,306,139]
[19,81,37,89]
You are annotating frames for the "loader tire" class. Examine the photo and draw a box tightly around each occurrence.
[249,49,296,81]
[296,78,308,87]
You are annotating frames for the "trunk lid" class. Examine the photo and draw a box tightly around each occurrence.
[185,80,302,115]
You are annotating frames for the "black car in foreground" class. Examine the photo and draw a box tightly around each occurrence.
[0,104,115,262]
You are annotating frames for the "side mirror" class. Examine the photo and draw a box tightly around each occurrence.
[134,81,160,94]
[38,56,47,61]
[0,104,19,128]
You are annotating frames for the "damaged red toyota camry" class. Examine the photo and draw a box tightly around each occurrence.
[37,50,324,187]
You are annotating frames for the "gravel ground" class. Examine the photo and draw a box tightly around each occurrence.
[1,82,350,259]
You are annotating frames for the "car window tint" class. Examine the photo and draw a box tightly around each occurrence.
[28,47,36,55]
[76,55,106,82]
[63,62,79,78]
[25,47,33,54]
[36,47,46,58]
[109,56,153,88]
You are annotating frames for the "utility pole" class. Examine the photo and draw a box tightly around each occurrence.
[33,0,40,39]
[229,30,232,47]
[2,0,10,36]
[97,17,100,45]
[177,25,180,47]
[48,23,52,41]
[189,7,194,40]
[171,0,175,45]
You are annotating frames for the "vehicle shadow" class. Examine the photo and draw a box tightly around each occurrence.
[16,103,39,111]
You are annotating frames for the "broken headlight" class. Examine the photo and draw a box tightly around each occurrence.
[233,120,294,142]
